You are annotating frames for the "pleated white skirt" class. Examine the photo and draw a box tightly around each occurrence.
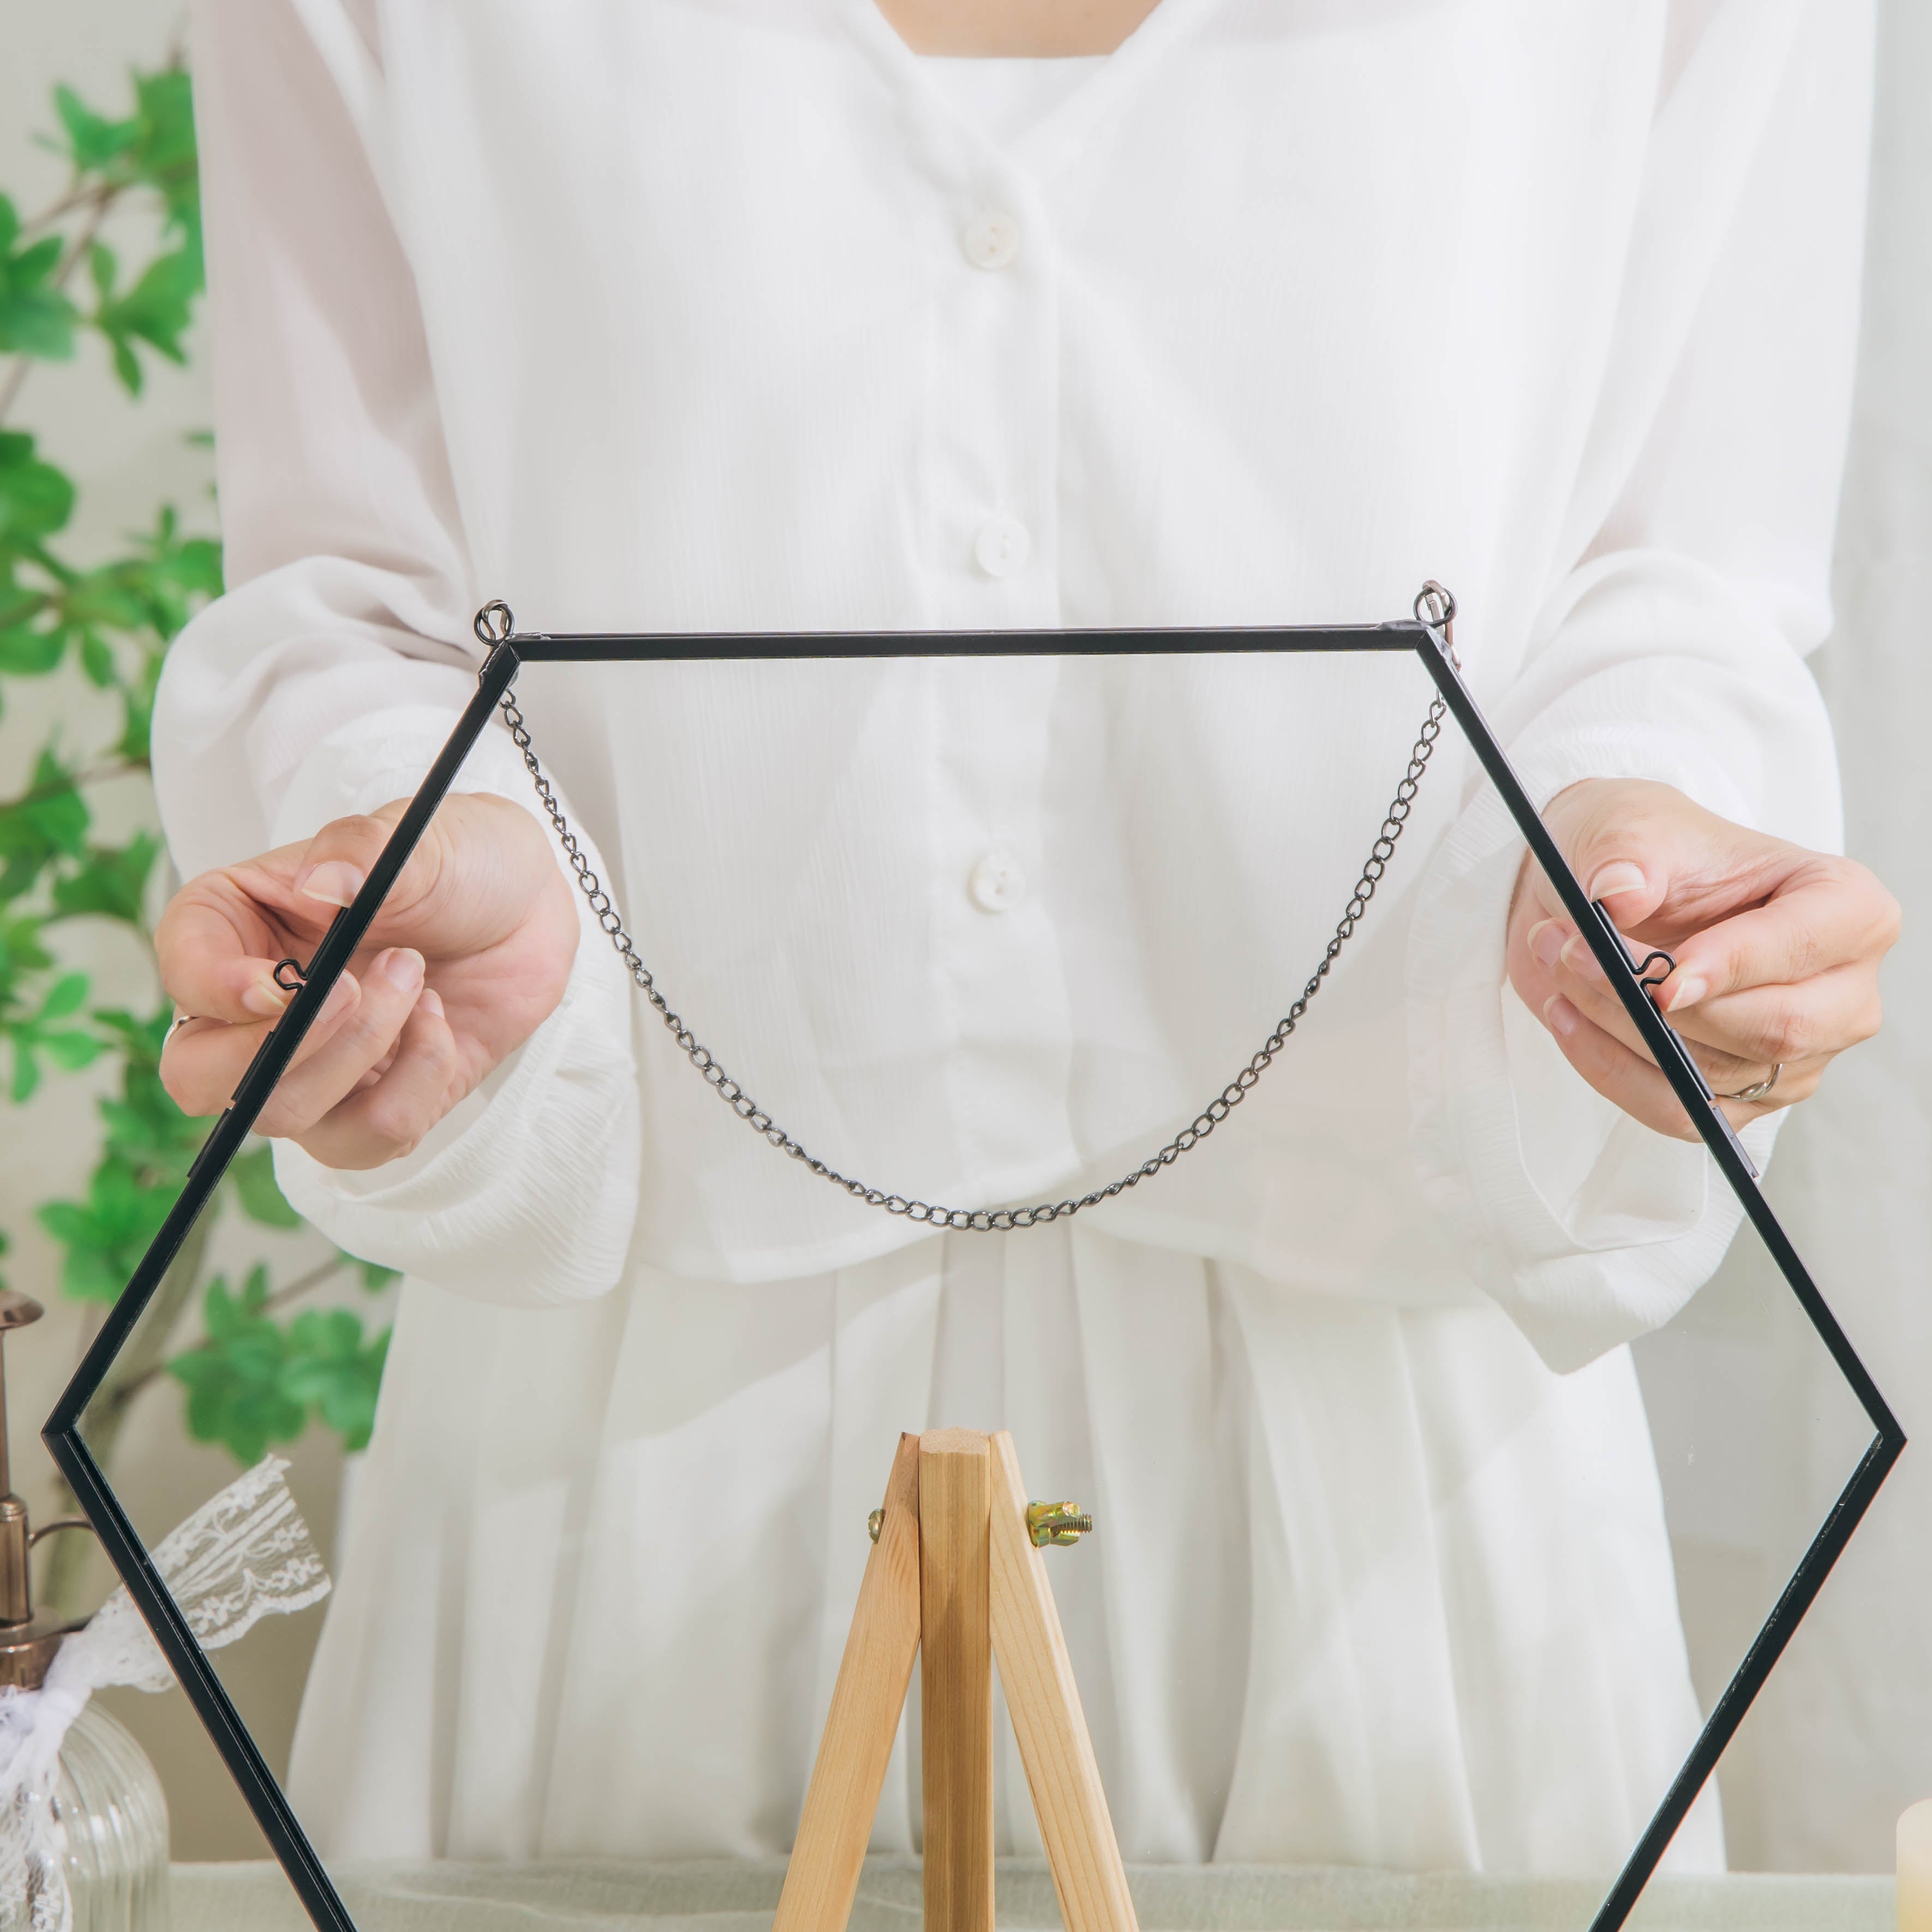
[289,1224,1720,1876]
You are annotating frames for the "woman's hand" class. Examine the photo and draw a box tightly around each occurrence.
[1506,778,1900,1136]
[157,795,579,1169]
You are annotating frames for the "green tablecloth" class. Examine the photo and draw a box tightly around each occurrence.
[166,1857,1894,1931]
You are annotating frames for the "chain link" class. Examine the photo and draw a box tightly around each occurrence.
[496,682,1447,1233]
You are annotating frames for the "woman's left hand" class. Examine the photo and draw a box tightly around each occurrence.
[1505,777,1900,1136]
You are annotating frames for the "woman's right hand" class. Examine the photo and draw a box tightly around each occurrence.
[157,795,579,1170]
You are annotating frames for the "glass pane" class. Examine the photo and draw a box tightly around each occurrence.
[57,635,1888,1932]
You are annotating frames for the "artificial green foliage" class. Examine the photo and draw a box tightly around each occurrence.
[1,64,396,1508]
[35,1001,203,1301]
[0,201,76,362]
[230,1144,303,1230]
[43,70,202,397]
[170,1267,392,1465]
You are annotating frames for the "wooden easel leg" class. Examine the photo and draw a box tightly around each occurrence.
[773,1434,923,1932]
[988,1431,1139,1932]
[920,1429,995,1932]
[776,1426,1130,1932]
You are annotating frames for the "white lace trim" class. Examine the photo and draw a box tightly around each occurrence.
[82,1452,331,1695]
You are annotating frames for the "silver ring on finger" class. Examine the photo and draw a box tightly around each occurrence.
[1723,1063,1782,1104]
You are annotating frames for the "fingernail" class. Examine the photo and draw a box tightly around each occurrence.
[379,947,424,991]
[1587,861,1647,900]
[419,988,445,1020]
[241,976,290,1018]
[1664,974,1707,1012]
[319,975,357,1021]
[1544,994,1580,1038]
[297,861,366,907]
[1559,935,1606,983]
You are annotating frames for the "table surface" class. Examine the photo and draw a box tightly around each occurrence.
[167,1857,1895,1932]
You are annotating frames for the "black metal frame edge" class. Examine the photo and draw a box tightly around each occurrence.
[507,621,1419,662]
[43,614,1901,1932]
[41,645,519,1932]
[1410,629,1906,1925]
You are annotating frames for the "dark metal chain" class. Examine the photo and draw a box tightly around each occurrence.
[495,673,1447,1233]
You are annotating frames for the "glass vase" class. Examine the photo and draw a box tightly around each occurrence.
[19,1699,170,1932]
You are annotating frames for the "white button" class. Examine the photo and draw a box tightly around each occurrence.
[961,210,1021,270]
[973,516,1032,578]
[968,851,1026,913]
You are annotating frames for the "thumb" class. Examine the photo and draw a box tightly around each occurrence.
[290,810,415,914]
[1540,780,1688,931]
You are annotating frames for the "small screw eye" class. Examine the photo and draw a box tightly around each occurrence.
[273,958,307,993]
[474,600,515,645]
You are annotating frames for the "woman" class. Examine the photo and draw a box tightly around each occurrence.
[155,0,1895,1876]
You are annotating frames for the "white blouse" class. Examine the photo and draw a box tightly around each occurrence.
[159,0,1869,1876]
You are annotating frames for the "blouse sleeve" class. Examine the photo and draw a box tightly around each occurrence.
[1408,0,1874,1373]
[158,0,639,1308]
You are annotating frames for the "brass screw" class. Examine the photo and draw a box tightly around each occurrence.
[870,1500,1092,1545]
[1026,1500,1092,1547]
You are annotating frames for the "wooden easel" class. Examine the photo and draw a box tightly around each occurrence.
[774,1429,1139,1932]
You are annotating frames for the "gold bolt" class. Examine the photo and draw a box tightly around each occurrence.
[1026,1500,1092,1547]
[873,1500,1092,1544]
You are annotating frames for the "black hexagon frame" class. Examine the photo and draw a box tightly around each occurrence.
[43,596,1903,1931]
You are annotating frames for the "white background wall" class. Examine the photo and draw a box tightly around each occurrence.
[1,0,1927,1878]
[1724,0,1932,1868]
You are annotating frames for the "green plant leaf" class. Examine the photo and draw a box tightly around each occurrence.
[0,911,53,994]
[57,1243,121,1304]
[283,1309,389,1451]
[92,246,199,394]
[107,337,140,397]
[86,241,117,302]
[90,1003,171,1062]
[44,73,201,261]
[128,70,201,257]
[37,1142,181,1303]
[77,630,116,688]
[0,219,79,361]
[4,967,97,1101]
[41,1029,101,1070]
[230,1145,301,1229]
[0,433,77,544]
[354,1257,402,1294]
[0,629,64,677]
[89,1006,211,1186]
[39,970,87,1020]
[50,833,158,925]
[169,1266,389,1464]
[52,85,138,173]
[0,749,92,900]
[115,651,159,765]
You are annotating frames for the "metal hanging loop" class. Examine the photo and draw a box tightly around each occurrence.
[475,600,516,647]
[1414,580,1457,630]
